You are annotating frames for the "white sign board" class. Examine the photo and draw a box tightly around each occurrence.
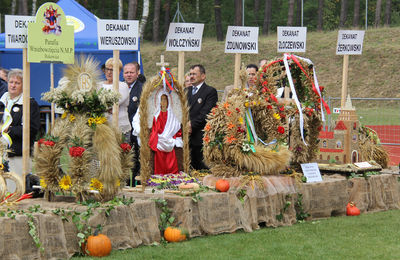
[277,26,307,53]
[354,161,373,168]
[225,26,258,54]
[336,30,365,55]
[166,23,204,52]
[301,163,323,183]
[97,19,139,50]
[5,15,35,49]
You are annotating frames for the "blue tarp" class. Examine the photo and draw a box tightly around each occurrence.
[0,0,141,106]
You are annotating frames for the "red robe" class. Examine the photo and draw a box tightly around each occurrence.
[148,111,182,175]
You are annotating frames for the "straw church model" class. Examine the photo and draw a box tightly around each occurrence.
[318,95,360,164]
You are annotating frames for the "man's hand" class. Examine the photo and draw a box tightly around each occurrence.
[187,121,192,134]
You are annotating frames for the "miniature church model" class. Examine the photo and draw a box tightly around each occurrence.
[318,95,360,164]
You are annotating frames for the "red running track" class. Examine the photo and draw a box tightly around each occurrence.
[366,125,400,166]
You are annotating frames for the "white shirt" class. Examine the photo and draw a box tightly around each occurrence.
[102,81,131,133]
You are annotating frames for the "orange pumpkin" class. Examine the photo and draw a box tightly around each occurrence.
[346,202,360,216]
[164,226,187,242]
[85,231,112,257]
[215,179,230,192]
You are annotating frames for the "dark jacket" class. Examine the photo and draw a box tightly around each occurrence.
[0,78,7,98]
[127,80,144,124]
[186,83,218,146]
[0,95,41,157]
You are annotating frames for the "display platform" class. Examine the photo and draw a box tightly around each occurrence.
[0,174,399,259]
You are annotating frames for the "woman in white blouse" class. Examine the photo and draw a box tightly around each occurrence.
[101,58,131,141]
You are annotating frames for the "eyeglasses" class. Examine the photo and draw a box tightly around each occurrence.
[105,68,113,72]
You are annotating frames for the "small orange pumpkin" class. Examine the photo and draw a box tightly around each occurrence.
[346,202,360,216]
[215,179,230,192]
[164,226,187,242]
[85,230,112,257]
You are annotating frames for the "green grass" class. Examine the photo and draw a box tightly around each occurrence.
[73,209,400,259]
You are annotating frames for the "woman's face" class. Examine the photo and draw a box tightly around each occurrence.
[184,76,191,88]
[104,66,114,83]
[160,95,168,111]
[8,76,23,99]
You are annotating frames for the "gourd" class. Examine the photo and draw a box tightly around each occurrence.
[85,230,112,257]
[346,202,361,216]
[164,226,187,242]
[215,179,230,192]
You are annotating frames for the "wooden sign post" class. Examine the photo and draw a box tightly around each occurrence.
[112,49,120,129]
[225,26,259,89]
[336,30,365,108]
[22,48,30,179]
[97,19,139,129]
[277,26,307,100]
[165,23,204,85]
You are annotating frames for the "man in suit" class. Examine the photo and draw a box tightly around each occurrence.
[123,62,143,184]
[187,64,218,170]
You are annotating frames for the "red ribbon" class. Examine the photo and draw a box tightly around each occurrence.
[262,56,331,115]
[287,54,331,114]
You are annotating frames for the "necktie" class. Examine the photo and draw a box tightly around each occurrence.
[192,87,198,95]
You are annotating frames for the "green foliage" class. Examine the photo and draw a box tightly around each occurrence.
[153,198,174,234]
[0,205,46,253]
[276,195,292,221]
[295,193,310,222]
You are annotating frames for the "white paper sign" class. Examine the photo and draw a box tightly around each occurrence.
[166,23,204,52]
[354,161,373,168]
[5,15,35,49]
[225,26,258,54]
[277,26,307,53]
[301,163,323,183]
[336,30,365,55]
[97,19,139,50]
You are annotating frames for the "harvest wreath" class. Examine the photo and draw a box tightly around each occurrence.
[35,56,133,202]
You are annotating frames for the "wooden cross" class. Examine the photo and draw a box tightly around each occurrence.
[156,55,169,71]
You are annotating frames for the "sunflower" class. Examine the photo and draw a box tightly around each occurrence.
[40,178,47,189]
[95,116,107,125]
[69,114,76,122]
[59,175,72,190]
[90,178,103,192]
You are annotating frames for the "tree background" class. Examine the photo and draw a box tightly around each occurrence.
[0,0,399,41]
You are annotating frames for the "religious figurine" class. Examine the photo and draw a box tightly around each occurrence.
[148,91,183,174]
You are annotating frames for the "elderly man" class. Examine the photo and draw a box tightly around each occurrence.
[186,64,218,170]
[123,62,143,185]
[222,64,258,101]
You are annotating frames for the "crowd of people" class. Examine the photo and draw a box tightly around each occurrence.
[0,58,268,188]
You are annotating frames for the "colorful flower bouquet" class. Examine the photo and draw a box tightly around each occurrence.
[147,172,199,190]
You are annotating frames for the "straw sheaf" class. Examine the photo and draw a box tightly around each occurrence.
[51,117,72,144]
[0,173,6,201]
[358,127,389,168]
[138,74,190,186]
[63,55,102,95]
[0,172,23,202]
[92,123,122,200]
[203,87,291,176]
[70,115,95,147]
[70,153,91,195]
[33,142,64,192]
[113,125,134,183]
